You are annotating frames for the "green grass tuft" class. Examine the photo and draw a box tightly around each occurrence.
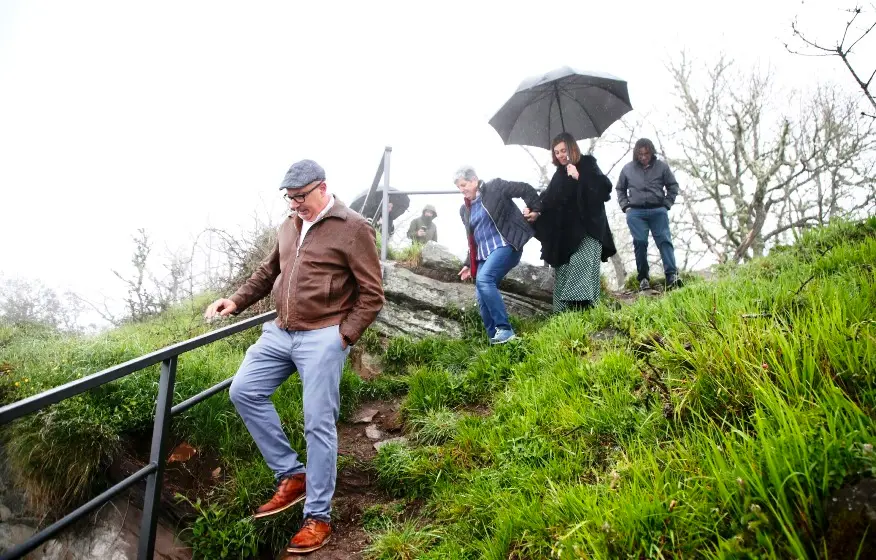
[364,520,441,560]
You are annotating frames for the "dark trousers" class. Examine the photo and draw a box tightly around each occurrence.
[625,207,677,281]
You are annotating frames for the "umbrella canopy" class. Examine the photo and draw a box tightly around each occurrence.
[349,185,410,222]
[489,66,633,149]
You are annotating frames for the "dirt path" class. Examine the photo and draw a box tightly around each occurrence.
[108,395,407,559]
[274,397,404,560]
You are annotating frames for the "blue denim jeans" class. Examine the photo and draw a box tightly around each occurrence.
[229,321,350,522]
[475,246,522,339]
[625,207,677,281]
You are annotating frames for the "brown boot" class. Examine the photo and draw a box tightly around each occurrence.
[253,473,305,519]
[286,518,332,554]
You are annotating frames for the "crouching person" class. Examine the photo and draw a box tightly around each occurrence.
[454,165,542,344]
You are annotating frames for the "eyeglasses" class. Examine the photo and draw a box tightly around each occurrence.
[283,182,323,204]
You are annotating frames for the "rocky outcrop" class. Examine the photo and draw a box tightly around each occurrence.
[419,241,554,302]
[375,296,468,339]
[419,242,463,274]
[0,494,190,560]
[0,445,190,560]
[373,256,552,339]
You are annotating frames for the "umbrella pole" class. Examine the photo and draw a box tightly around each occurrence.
[381,147,392,261]
[553,82,566,133]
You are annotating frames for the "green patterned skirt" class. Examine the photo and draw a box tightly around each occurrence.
[553,235,602,312]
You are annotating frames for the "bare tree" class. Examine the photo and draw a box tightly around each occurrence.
[787,85,876,226]
[787,4,876,118]
[522,146,552,190]
[203,224,277,292]
[196,215,279,316]
[71,292,122,328]
[664,53,876,264]
[155,248,193,308]
[0,276,82,331]
[78,228,198,324]
[112,228,157,321]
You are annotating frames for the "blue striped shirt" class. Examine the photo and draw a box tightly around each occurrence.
[470,195,507,261]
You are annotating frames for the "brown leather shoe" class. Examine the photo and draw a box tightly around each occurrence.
[286,518,332,554]
[253,473,305,519]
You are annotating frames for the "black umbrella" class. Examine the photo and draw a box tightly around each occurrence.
[489,66,633,149]
[349,186,410,223]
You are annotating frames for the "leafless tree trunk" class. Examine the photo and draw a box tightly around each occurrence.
[665,53,876,264]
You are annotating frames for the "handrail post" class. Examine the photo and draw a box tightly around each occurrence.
[380,146,392,262]
[137,356,178,559]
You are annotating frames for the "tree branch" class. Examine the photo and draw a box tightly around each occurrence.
[788,5,876,115]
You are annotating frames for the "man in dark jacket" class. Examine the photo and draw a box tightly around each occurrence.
[406,204,438,243]
[454,165,542,344]
[616,138,681,290]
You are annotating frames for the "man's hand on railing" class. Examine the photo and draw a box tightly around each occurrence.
[204,298,238,322]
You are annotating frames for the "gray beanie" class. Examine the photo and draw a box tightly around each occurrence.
[280,159,326,190]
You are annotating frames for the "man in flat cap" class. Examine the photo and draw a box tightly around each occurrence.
[204,159,384,554]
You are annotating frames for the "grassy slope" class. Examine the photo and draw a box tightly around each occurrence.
[2,218,875,558]
[367,218,876,559]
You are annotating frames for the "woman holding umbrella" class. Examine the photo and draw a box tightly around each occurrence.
[532,132,616,312]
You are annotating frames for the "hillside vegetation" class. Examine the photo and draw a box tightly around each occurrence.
[366,218,876,559]
[1,218,874,558]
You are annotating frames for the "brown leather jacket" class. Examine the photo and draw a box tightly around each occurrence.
[229,198,384,344]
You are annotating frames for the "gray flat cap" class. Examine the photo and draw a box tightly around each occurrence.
[280,159,326,190]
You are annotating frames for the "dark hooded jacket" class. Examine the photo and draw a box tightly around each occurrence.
[407,204,438,243]
[534,155,617,266]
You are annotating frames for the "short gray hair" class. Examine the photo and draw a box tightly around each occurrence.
[452,165,478,184]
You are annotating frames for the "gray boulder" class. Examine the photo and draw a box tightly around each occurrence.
[419,241,462,271]
[417,242,554,302]
[373,262,550,340]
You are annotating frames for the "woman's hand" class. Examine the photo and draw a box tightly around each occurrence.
[523,208,540,223]
[566,163,579,180]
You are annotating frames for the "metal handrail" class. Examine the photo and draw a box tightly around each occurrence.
[0,310,278,560]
